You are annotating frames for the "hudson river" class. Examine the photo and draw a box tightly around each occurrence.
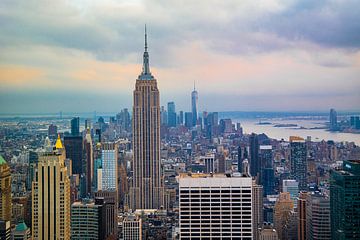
[234,119,360,145]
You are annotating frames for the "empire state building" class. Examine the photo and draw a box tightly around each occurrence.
[130,27,164,210]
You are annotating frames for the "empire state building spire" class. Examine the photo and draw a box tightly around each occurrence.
[139,24,154,80]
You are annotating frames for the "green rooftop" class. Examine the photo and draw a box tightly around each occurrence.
[15,221,28,231]
[0,155,7,165]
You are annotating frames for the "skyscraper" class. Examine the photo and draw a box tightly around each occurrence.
[191,83,198,127]
[130,27,164,210]
[71,117,80,136]
[179,110,184,125]
[84,129,94,195]
[48,124,57,139]
[64,135,83,175]
[179,173,253,239]
[306,192,331,240]
[297,191,308,240]
[260,145,275,196]
[290,136,307,191]
[282,179,299,209]
[184,112,193,128]
[32,135,71,240]
[167,101,177,127]
[101,142,118,191]
[122,215,142,240]
[329,108,338,131]
[0,155,11,222]
[274,192,294,240]
[71,198,107,240]
[330,160,360,239]
[250,133,260,179]
[238,146,243,173]
[253,180,264,240]
[94,191,118,238]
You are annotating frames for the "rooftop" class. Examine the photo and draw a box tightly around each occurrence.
[0,155,6,165]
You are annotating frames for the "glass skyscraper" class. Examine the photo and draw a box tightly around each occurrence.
[330,160,360,239]
[290,136,307,191]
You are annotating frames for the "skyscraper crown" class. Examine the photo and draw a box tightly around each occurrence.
[138,25,154,80]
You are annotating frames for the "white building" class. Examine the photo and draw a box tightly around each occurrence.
[122,215,142,240]
[179,173,253,239]
[101,142,118,191]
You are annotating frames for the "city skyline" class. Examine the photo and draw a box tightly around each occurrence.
[1,0,360,114]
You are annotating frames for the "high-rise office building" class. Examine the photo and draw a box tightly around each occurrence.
[184,112,193,128]
[122,215,142,240]
[253,180,264,240]
[179,173,253,239]
[160,106,168,126]
[0,155,11,222]
[306,192,331,240]
[32,135,71,240]
[101,142,118,191]
[179,110,184,125]
[167,101,177,127]
[71,198,107,240]
[290,136,307,191]
[297,191,308,240]
[84,129,93,195]
[238,146,243,173]
[329,108,338,131]
[274,192,294,240]
[219,118,233,134]
[26,150,39,191]
[283,179,299,209]
[250,133,260,179]
[191,83,198,127]
[260,145,275,196]
[71,117,80,136]
[330,160,360,239]
[130,27,164,210]
[48,124,58,139]
[94,191,118,238]
[64,135,83,175]
[116,108,131,132]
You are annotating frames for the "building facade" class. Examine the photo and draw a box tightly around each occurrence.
[306,192,331,240]
[101,142,118,191]
[64,136,83,175]
[330,160,360,239]
[71,198,107,240]
[0,155,11,222]
[274,192,294,240]
[290,136,307,191]
[283,179,299,209]
[122,215,142,240]
[191,84,198,127]
[130,27,164,210]
[179,173,253,239]
[32,136,71,240]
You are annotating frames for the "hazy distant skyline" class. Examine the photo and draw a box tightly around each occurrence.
[1,0,359,113]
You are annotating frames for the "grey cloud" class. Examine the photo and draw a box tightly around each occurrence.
[1,0,359,65]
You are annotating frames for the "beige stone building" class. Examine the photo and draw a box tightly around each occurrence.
[32,135,71,240]
[129,27,164,210]
[0,155,11,222]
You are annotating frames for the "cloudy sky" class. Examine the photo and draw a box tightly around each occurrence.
[0,0,359,114]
